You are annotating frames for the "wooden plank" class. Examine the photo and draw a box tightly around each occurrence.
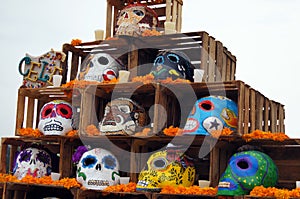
[70,53,80,81]
[215,41,223,82]
[166,0,172,22]
[106,2,113,38]
[231,61,236,80]
[270,101,277,132]
[278,104,285,132]
[61,44,69,84]
[0,139,8,173]
[26,97,35,128]
[263,99,270,132]
[225,56,232,81]
[255,92,264,130]
[200,32,209,82]
[237,82,245,135]
[15,89,25,135]
[172,0,178,23]
[177,3,182,32]
[249,89,256,132]
[243,86,250,134]
[208,36,216,82]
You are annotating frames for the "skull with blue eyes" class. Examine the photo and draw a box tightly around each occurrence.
[115,3,158,37]
[218,150,278,196]
[76,148,120,190]
[13,147,52,180]
[183,96,238,135]
[150,50,195,82]
[99,98,148,135]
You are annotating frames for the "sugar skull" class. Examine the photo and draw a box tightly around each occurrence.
[150,50,195,82]
[115,3,158,37]
[78,52,123,82]
[183,96,238,135]
[75,148,120,190]
[217,150,278,196]
[99,98,148,135]
[38,100,75,136]
[136,147,195,192]
[13,147,52,180]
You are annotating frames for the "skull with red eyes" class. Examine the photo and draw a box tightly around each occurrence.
[38,100,74,135]
[115,3,158,37]
[13,147,52,180]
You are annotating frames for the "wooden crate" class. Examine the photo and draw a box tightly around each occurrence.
[0,136,82,178]
[78,82,157,136]
[155,81,285,135]
[106,0,183,38]
[15,87,81,136]
[62,31,236,82]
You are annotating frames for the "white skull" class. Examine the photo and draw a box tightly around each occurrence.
[13,147,52,180]
[99,98,148,135]
[38,100,74,136]
[115,4,158,37]
[78,53,122,82]
[76,148,120,190]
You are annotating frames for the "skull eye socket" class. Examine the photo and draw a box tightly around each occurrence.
[98,56,109,65]
[56,104,73,119]
[237,160,249,169]
[133,9,144,17]
[41,104,55,119]
[151,157,168,170]
[167,54,180,63]
[118,105,131,113]
[19,150,32,162]
[82,155,97,168]
[102,155,117,170]
[199,100,214,111]
[154,56,164,65]
[37,151,50,165]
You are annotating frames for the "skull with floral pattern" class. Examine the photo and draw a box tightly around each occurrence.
[74,147,120,190]
[38,100,75,136]
[183,95,238,135]
[217,149,278,196]
[13,147,52,180]
[136,145,195,192]
[115,3,158,37]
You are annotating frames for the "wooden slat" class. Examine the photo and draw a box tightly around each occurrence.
[172,0,178,23]
[243,86,250,134]
[200,32,209,81]
[264,99,270,132]
[26,97,35,128]
[278,104,285,132]
[15,89,25,134]
[255,92,264,130]
[177,3,182,31]
[270,101,277,132]
[106,2,113,38]
[208,36,216,82]
[237,82,245,135]
[215,41,223,82]
[225,56,232,81]
[70,53,80,81]
[249,89,256,132]
[165,0,172,22]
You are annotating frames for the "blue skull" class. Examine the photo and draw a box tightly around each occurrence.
[183,96,238,135]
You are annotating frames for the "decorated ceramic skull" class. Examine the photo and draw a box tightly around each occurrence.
[150,50,195,81]
[136,147,195,192]
[13,147,52,180]
[99,98,148,135]
[183,96,238,135]
[75,148,120,190]
[78,52,123,82]
[38,100,75,136]
[218,150,278,196]
[115,3,158,37]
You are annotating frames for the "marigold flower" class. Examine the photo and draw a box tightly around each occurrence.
[18,128,43,137]
[163,126,183,136]
[242,129,289,142]
[71,39,82,46]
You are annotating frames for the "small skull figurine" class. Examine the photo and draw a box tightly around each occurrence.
[78,52,123,82]
[13,147,52,180]
[75,148,120,190]
[38,100,75,136]
[115,3,158,37]
[136,146,195,192]
[218,149,278,196]
[183,96,238,135]
[99,98,148,135]
[150,50,195,82]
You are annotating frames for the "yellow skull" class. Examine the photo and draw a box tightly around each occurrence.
[136,150,195,192]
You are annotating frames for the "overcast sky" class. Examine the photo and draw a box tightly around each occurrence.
[0,0,299,138]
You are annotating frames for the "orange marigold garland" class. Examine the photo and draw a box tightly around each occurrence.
[142,29,162,36]
[0,174,81,189]
[249,185,300,198]
[163,126,184,136]
[71,39,82,46]
[160,185,217,195]
[104,182,136,193]
[85,124,101,136]
[242,129,289,142]
[210,127,234,138]
[18,128,43,137]
[134,128,151,137]
[132,74,155,84]
[66,129,78,137]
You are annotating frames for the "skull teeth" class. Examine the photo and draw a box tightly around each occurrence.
[137,180,149,187]
[43,124,63,131]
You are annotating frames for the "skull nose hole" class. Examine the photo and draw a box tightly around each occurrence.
[237,160,249,169]
[30,159,36,165]
[96,164,101,171]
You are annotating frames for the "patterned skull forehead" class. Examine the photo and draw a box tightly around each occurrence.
[121,3,158,19]
[107,98,144,110]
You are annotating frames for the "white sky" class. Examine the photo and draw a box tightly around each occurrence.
[0,0,299,138]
